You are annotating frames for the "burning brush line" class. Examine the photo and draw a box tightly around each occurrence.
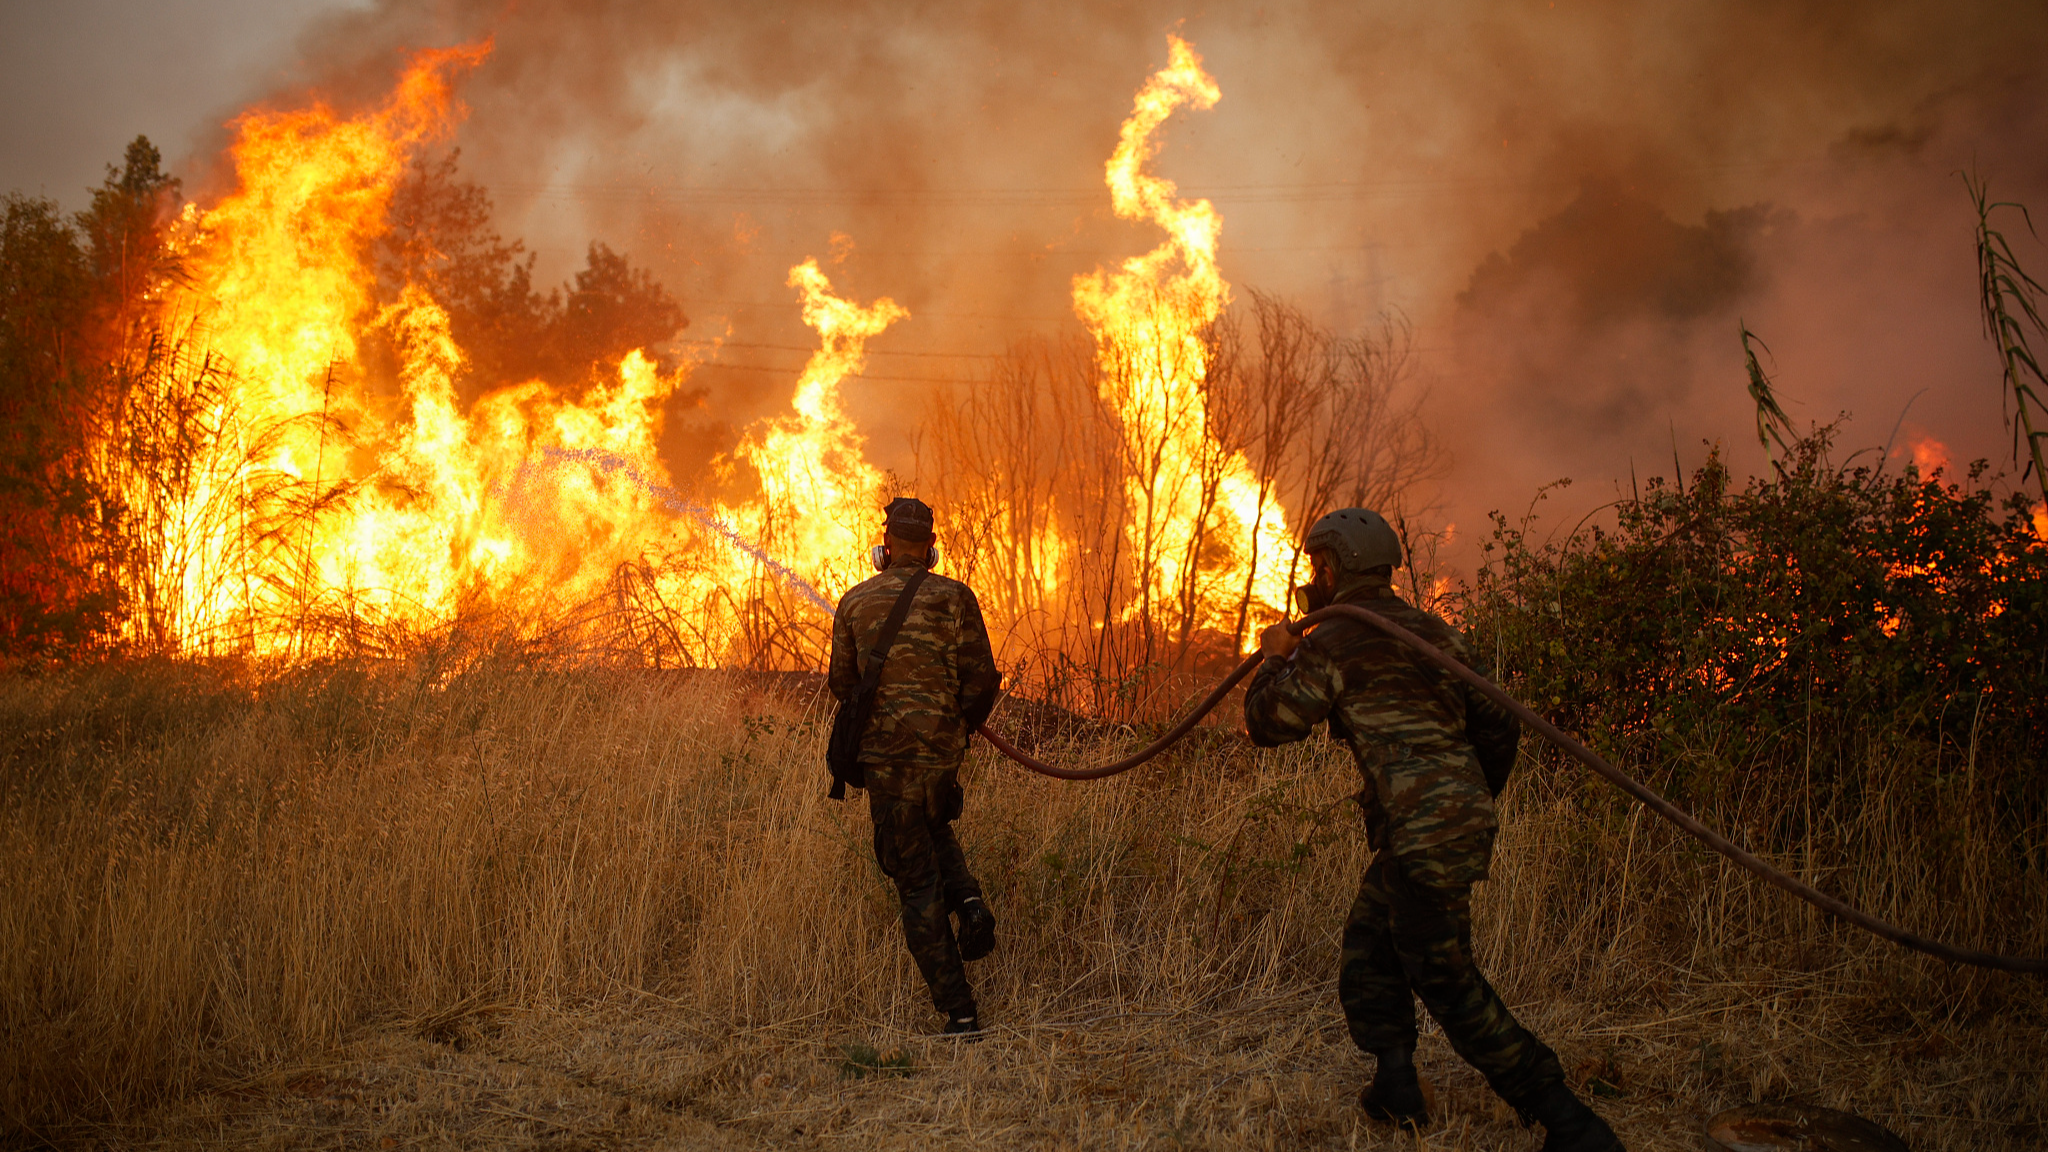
[90,34,1311,672]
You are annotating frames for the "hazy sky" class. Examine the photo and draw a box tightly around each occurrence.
[0,0,370,201]
[7,1,2048,571]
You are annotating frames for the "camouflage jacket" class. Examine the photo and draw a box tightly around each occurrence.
[1243,583,1519,858]
[829,556,1002,772]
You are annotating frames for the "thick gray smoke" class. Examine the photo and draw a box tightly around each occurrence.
[252,0,2048,568]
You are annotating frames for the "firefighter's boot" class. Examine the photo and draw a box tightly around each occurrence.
[1359,1044,1428,1128]
[1514,1082,1625,1152]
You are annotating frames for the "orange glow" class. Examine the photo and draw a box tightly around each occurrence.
[729,255,907,604]
[107,40,924,664]
[1909,435,1950,475]
[2033,502,2047,543]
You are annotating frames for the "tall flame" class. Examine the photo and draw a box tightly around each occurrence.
[1072,35,1296,642]
[731,256,908,601]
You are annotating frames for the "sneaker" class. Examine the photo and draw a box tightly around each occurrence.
[956,899,997,962]
[942,1013,983,1038]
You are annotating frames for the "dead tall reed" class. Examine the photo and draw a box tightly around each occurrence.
[921,295,1437,715]
[1971,173,2048,506]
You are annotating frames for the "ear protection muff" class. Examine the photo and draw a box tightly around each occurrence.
[871,544,941,572]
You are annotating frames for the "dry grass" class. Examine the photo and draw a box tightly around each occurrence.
[3,659,2044,1149]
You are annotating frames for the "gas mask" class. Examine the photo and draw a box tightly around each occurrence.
[871,543,940,571]
[1291,581,1331,616]
[1291,554,1335,615]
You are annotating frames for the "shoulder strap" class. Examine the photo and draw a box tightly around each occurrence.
[825,568,931,801]
[858,568,930,696]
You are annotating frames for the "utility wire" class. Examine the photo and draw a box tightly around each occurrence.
[490,159,1820,208]
[690,361,974,386]
[700,340,1006,359]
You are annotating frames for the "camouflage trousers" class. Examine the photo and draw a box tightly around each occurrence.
[1338,831,1565,1105]
[866,763,982,1017]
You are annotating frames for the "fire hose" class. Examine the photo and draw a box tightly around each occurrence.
[977,603,2048,975]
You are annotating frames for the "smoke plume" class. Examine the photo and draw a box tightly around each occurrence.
[244,0,2048,569]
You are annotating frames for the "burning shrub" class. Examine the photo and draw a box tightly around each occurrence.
[0,140,185,661]
[1464,425,2048,845]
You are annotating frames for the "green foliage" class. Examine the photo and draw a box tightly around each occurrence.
[0,193,92,394]
[1461,427,2048,827]
[79,136,182,346]
[550,240,688,381]
[0,138,189,659]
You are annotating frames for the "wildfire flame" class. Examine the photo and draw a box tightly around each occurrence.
[1909,435,1951,475]
[137,44,696,653]
[729,257,908,603]
[107,33,1308,672]
[1072,35,1297,642]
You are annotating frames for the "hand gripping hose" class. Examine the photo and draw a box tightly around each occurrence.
[977,602,2048,974]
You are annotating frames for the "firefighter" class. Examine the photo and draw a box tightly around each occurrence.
[828,497,1003,1035]
[1243,508,1625,1152]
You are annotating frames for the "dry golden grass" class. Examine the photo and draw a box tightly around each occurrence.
[3,659,2043,1149]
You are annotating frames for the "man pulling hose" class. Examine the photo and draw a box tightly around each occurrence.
[1244,508,1625,1152]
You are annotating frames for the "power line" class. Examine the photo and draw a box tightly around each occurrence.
[698,340,1006,360]
[687,344,1461,386]
[691,361,976,386]
[488,159,1822,210]
[654,241,1445,260]
[678,299,1073,325]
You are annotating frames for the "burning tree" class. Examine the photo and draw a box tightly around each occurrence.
[0,138,183,657]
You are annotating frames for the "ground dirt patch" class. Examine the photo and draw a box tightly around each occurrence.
[125,984,2043,1151]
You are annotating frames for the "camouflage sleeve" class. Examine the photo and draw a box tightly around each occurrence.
[955,586,1002,731]
[828,604,860,702]
[1243,637,1339,747]
[1463,653,1521,795]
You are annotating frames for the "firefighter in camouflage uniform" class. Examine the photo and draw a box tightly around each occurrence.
[829,497,1002,1035]
[1244,508,1625,1152]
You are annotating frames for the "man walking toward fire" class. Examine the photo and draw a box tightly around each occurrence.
[828,497,1003,1035]
[1244,508,1625,1152]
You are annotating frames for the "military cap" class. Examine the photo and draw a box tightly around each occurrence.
[884,496,935,543]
